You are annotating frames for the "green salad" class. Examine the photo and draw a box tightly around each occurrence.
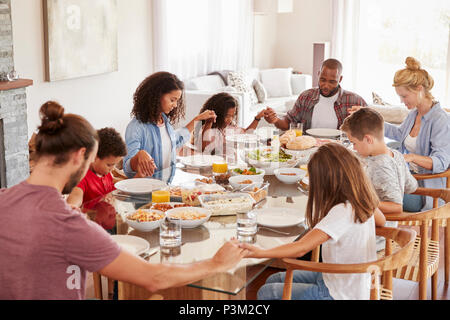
[233,167,262,175]
[247,148,292,162]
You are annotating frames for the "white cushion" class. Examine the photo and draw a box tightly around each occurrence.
[184,75,225,91]
[260,68,293,98]
[368,104,410,124]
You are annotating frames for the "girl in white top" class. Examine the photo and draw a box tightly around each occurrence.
[240,143,386,300]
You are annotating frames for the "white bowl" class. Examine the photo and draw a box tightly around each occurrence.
[228,175,263,191]
[274,168,307,184]
[125,209,165,232]
[166,207,212,228]
[230,167,265,179]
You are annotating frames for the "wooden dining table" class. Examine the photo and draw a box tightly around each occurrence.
[86,142,314,300]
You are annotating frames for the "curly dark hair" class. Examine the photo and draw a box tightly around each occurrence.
[96,127,127,159]
[199,92,238,129]
[131,72,186,125]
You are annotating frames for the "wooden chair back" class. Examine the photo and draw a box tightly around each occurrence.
[385,188,450,299]
[413,169,450,189]
[281,226,417,300]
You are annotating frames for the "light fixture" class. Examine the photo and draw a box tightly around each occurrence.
[254,0,293,15]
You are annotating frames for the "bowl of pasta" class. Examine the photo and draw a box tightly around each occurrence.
[165,207,212,228]
[126,209,165,232]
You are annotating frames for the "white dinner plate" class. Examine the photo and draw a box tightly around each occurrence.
[306,128,342,139]
[254,207,305,228]
[114,178,167,194]
[110,235,150,255]
[180,155,225,168]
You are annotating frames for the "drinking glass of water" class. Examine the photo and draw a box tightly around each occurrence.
[159,217,181,252]
[236,210,257,244]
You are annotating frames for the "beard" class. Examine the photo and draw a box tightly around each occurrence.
[62,160,88,194]
[319,85,340,98]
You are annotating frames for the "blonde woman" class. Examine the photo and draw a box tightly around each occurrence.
[350,57,449,211]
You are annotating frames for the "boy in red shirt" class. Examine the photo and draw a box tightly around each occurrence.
[67,127,127,231]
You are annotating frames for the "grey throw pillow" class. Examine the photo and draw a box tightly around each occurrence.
[253,79,267,103]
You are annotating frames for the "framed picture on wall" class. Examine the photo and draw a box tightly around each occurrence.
[43,0,118,82]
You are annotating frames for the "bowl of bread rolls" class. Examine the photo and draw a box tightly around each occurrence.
[280,130,319,159]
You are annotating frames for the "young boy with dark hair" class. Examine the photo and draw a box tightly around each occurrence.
[67,127,127,230]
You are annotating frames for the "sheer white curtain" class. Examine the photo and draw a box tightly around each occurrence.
[331,0,361,91]
[153,0,254,81]
[332,0,450,106]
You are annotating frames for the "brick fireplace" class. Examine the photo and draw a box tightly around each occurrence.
[0,0,32,187]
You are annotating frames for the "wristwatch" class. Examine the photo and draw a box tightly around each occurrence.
[255,116,261,121]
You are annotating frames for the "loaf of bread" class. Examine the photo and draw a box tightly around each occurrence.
[280,130,296,146]
[286,135,317,150]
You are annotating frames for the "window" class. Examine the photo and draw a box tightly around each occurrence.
[336,0,450,106]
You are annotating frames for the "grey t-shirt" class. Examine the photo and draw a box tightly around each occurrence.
[363,149,418,251]
[364,148,418,205]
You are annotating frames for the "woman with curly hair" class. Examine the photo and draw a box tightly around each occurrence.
[123,72,216,178]
[192,92,266,155]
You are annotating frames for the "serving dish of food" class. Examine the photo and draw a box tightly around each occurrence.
[230,166,265,178]
[150,202,192,212]
[166,207,212,228]
[181,184,227,206]
[279,130,319,161]
[242,183,269,203]
[228,175,263,191]
[198,193,255,216]
[245,147,300,175]
[126,209,165,232]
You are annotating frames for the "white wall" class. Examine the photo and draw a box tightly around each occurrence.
[11,0,153,139]
[254,0,332,77]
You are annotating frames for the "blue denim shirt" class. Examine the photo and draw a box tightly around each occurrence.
[384,102,450,209]
[123,113,190,178]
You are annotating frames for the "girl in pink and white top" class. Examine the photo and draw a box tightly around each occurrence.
[192,93,266,157]
[240,143,386,300]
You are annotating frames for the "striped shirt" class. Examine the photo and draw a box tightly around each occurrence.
[284,86,367,131]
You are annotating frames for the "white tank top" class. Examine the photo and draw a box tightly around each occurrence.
[158,122,172,169]
[404,134,420,173]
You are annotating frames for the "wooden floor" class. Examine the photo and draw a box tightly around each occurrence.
[86,227,450,300]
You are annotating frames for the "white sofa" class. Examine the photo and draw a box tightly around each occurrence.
[181,68,312,128]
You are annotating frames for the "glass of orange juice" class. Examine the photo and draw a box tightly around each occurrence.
[290,123,303,136]
[212,162,228,175]
[152,189,170,203]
